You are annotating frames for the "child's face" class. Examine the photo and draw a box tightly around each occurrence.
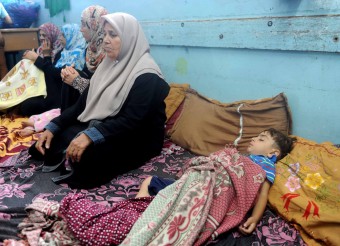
[247,131,278,157]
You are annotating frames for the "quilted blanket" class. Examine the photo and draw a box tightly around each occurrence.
[123,147,266,245]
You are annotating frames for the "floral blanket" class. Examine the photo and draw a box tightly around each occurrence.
[0,115,307,245]
[4,198,80,246]
[0,139,195,243]
[0,114,38,164]
[122,147,266,245]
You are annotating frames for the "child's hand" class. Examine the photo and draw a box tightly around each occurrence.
[238,216,257,235]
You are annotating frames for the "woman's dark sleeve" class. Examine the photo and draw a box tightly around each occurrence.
[51,86,89,129]
[79,63,93,79]
[34,51,62,81]
[93,73,170,139]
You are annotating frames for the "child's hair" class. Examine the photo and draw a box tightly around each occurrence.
[265,128,296,160]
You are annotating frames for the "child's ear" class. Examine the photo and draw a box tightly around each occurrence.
[267,148,280,159]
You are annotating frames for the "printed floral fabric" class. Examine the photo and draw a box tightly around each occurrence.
[17,198,80,246]
[0,59,46,110]
[214,207,307,246]
[268,136,340,246]
[29,108,60,132]
[0,140,195,242]
[0,114,38,163]
[122,147,266,246]
[0,129,307,245]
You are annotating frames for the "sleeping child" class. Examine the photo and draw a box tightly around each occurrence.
[135,127,296,235]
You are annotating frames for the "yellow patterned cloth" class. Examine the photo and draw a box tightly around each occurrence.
[0,59,46,110]
[0,114,38,162]
[269,136,340,246]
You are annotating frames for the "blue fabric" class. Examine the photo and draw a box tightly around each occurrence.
[1,1,40,28]
[55,23,86,70]
[148,176,176,196]
[82,127,104,145]
[0,3,8,18]
[45,121,61,135]
[249,154,276,183]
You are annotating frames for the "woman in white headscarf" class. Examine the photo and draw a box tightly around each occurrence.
[29,12,170,189]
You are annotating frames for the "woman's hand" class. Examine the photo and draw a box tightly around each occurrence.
[35,130,54,155]
[66,133,92,163]
[22,49,38,62]
[61,65,79,85]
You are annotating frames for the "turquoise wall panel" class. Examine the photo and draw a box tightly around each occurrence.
[150,46,339,143]
[141,15,340,52]
[35,0,340,144]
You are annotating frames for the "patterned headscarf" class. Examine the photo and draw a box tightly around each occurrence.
[55,23,86,70]
[78,12,164,122]
[81,5,108,72]
[37,23,63,62]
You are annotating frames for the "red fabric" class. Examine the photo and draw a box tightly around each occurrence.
[122,147,266,245]
[195,148,266,245]
[60,194,154,246]
[165,101,184,134]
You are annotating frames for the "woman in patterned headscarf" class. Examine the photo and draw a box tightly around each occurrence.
[36,22,64,63]
[16,23,86,116]
[13,24,86,137]
[0,23,64,114]
[59,5,108,111]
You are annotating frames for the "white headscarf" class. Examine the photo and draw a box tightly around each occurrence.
[77,12,164,122]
